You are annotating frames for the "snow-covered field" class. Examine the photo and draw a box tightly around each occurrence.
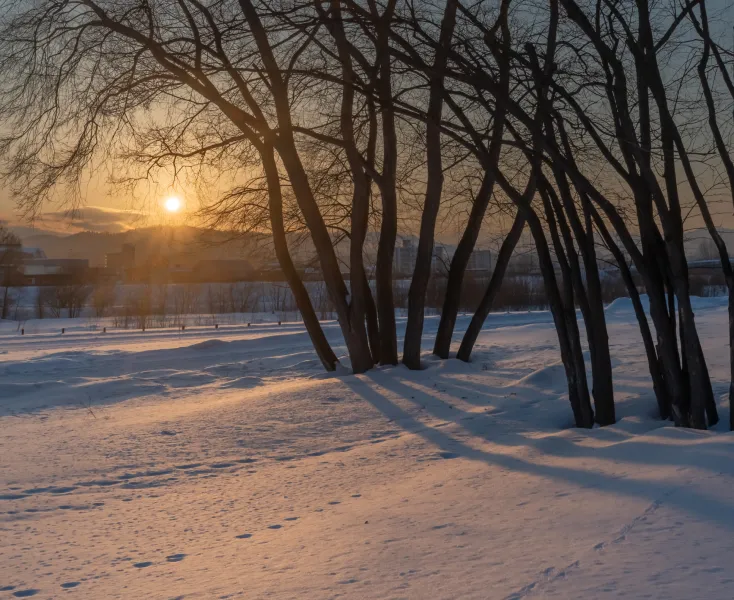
[2,300,734,599]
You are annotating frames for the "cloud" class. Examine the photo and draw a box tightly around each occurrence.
[33,206,147,234]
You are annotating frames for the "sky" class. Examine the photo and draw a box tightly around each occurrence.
[1,0,733,238]
[0,177,191,236]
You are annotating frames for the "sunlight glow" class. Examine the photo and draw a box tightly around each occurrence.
[164,195,182,213]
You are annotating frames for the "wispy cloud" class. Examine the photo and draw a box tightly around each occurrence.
[33,206,147,234]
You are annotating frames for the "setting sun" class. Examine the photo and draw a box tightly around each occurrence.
[164,195,182,213]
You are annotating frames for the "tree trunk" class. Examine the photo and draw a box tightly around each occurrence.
[542,177,615,425]
[328,0,376,374]
[242,0,372,373]
[730,290,734,431]
[262,146,338,371]
[527,207,593,428]
[580,197,615,425]
[457,211,525,362]
[591,206,668,418]
[434,172,495,358]
[403,0,459,369]
[373,0,399,366]
[495,171,593,428]
[538,183,594,428]
[363,273,381,364]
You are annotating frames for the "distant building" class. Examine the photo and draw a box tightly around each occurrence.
[394,238,417,276]
[467,248,492,273]
[432,243,451,275]
[23,258,90,286]
[105,243,135,272]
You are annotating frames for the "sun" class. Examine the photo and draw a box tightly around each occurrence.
[164,195,182,213]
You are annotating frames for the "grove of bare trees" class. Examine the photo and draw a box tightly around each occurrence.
[1,0,733,429]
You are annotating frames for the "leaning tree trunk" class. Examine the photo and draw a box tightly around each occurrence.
[527,207,594,428]
[403,0,459,369]
[329,0,376,374]
[538,182,595,428]
[542,177,615,425]
[434,0,512,360]
[262,146,338,371]
[551,110,616,425]
[363,272,381,364]
[243,0,372,373]
[433,172,495,358]
[590,205,668,418]
[457,211,526,362]
[496,171,594,428]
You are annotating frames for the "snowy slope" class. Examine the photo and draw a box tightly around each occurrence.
[1,303,734,599]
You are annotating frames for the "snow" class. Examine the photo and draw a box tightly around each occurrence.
[2,302,734,599]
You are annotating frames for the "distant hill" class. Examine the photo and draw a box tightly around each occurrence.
[18,226,278,268]
[9,226,62,241]
[15,223,734,271]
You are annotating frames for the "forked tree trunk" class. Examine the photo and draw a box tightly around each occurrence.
[457,211,525,362]
[527,207,593,428]
[434,0,512,360]
[433,172,495,358]
[538,183,595,428]
[329,0,376,374]
[542,177,615,425]
[546,123,616,423]
[496,171,594,428]
[590,206,668,418]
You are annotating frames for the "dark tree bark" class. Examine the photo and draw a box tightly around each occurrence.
[496,171,594,428]
[433,172,495,358]
[551,122,615,424]
[433,0,512,359]
[457,211,526,362]
[541,173,615,425]
[371,0,400,366]
[403,0,459,369]
[241,0,374,373]
[363,272,381,364]
[537,179,595,428]
[689,2,733,429]
[590,204,668,419]
[262,145,338,371]
[326,0,376,373]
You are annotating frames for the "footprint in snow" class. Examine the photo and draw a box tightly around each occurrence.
[60,582,80,589]
[166,554,186,563]
[133,562,153,569]
[12,591,39,598]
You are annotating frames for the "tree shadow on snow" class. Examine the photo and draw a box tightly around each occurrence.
[343,371,734,530]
